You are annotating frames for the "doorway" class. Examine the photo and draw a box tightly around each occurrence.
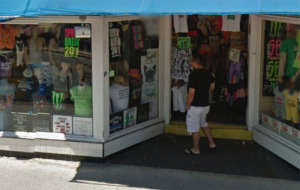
[171,15,249,125]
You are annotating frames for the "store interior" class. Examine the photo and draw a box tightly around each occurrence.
[171,15,249,125]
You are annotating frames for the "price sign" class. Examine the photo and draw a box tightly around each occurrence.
[177,37,191,50]
[229,48,241,63]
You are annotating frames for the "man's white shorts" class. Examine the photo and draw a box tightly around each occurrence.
[186,106,210,133]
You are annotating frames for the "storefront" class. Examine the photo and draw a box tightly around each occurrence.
[249,15,300,169]
[0,1,299,168]
[0,15,171,158]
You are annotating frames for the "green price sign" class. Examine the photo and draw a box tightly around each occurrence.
[177,37,191,50]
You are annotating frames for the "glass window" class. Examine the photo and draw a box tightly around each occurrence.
[108,18,159,134]
[260,20,300,145]
[0,23,93,136]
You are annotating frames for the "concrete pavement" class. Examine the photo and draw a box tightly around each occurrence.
[0,157,299,190]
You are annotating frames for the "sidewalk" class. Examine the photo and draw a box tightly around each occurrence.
[108,134,300,181]
[0,157,299,190]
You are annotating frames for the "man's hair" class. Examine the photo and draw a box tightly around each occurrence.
[191,51,205,66]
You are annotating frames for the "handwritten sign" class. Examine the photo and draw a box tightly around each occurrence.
[262,21,286,96]
[64,28,80,57]
[229,48,241,63]
[177,37,191,50]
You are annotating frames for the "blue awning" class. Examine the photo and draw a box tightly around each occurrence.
[1,0,300,18]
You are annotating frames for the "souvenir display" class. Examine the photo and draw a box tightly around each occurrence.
[0,23,92,135]
[109,19,159,133]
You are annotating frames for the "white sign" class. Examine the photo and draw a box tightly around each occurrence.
[75,26,91,38]
[53,115,73,134]
[73,117,93,136]
[229,48,241,62]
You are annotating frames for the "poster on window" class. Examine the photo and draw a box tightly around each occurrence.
[123,107,137,128]
[141,49,158,104]
[53,115,72,134]
[262,21,286,96]
[73,117,93,136]
[110,111,123,134]
[109,22,123,61]
[137,103,149,124]
[11,112,31,132]
[32,113,51,132]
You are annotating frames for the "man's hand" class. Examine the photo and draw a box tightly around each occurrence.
[187,105,191,110]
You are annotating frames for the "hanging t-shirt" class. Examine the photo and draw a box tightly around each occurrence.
[208,32,223,56]
[15,37,27,67]
[280,38,298,77]
[110,83,129,113]
[187,30,200,51]
[15,76,39,102]
[109,22,123,61]
[0,55,12,77]
[171,47,192,82]
[283,89,299,124]
[273,86,286,120]
[54,74,72,98]
[70,85,93,117]
[222,15,241,32]
[172,84,187,112]
[292,30,300,68]
[129,20,147,68]
[173,15,188,33]
[34,65,58,86]
[0,79,16,108]
[0,25,19,49]
[128,69,142,107]
[131,21,146,52]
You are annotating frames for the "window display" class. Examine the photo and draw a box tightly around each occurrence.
[0,23,93,136]
[109,18,159,134]
[260,21,300,145]
[171,15,248,124]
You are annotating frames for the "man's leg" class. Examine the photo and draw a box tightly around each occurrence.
[202,127,216,148]
[185,107,201,154]
[200,106,216,149]
[191,132,200,153]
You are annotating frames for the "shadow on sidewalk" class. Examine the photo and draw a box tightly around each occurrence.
[71,134,299,188]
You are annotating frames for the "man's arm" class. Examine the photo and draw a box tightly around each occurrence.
[210,82,215,91]
[187,88,195,110]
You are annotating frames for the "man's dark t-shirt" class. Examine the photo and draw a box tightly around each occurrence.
[188,69,214,107]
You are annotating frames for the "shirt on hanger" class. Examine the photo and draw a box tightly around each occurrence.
[221,15,241,32]
[283,89,299,123]
[280,38,298,77]
[173,15,188,33]
[70,85,93,117]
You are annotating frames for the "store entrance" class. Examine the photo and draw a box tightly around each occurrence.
[171,15,249,125]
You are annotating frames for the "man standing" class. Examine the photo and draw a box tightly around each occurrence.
[185,53,216,155]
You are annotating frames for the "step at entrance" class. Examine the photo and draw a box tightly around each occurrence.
[165,122,252,140]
